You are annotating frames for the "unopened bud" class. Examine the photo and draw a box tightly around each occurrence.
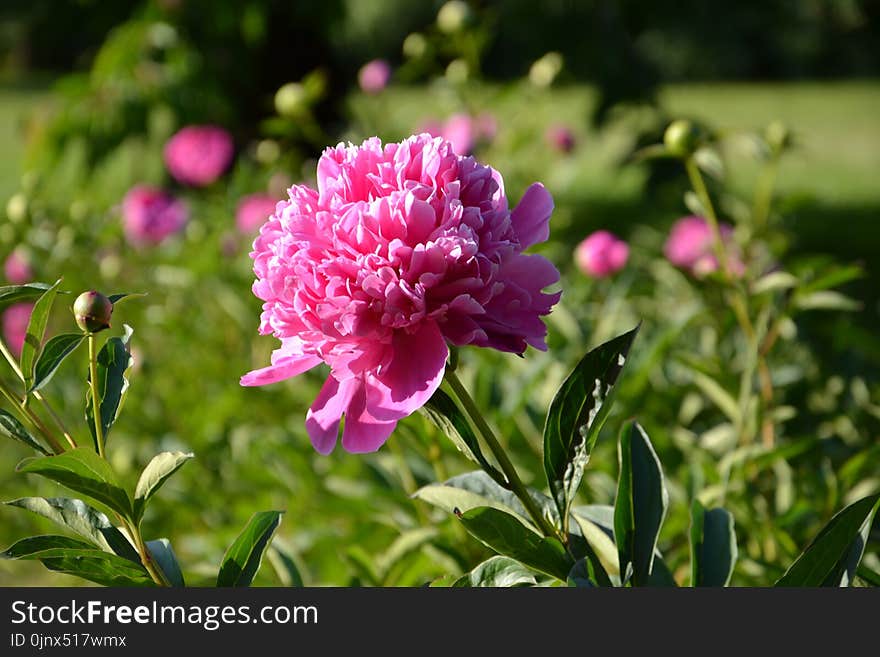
[664,120,702,157]
[73,290,113,333]
[437,1,471,33]
[765,121,791,154]
[274,83,307,118]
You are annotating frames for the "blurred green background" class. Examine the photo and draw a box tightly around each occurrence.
[1,1,878,586]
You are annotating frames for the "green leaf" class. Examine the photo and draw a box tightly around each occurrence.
[567,558,604,587]
[267,544,304,587]
[421,389,505,485]
[693,146,724,180]
[85,325,134,449]
[0,409,49,455]
[690,500,737,587]
[133,451,194,522]
[458,506,573,581]
[614,422,668,586]
[376,528,438,579]
[794,290,861,312]
[572,512,619,581]
[20,279,62,391]
[108,292,147,306]
[454,556,537,587]
[543,325,639,535]
[4,496,138,561]
[775,494,879,587]
[217,510,283,587]
[2,536,153,586]
[17,448,133,519]
[0,283,52,310]
[30,333,85,393]
[2,534,96,559]
[691,370,740,423]
[146,538,185,587]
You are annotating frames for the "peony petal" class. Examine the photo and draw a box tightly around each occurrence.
[370,322,448,419]
[510,183,553,249]
[305,375,358,454]
[240,353,321,386]
[340,382,398,453]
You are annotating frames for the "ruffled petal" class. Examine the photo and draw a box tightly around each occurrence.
[305,375,358,454]
[340,382,398,453]
[510,183,553,250]
[240,338,321,386]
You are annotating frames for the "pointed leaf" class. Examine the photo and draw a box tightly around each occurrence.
[0,283,52,310]
[4,496,138,561]
[30,333,85,393]
[267,544,304,587]
[458,506,573,581]
[85,324,134,449]
[108,292,147,306]
[775,494,879,587]
[543,326,639,535]
[690,500,737,587]
[217,511,283,587]
[0,409,49,455]
[133,451,194,522]
[146,538,185,587]
[454,556,537,587]
[421,389,504,485]
[2,534,96,559]
[614,422,668,586]
[20,279,62,391]
[573,512,619,580]
[39,550,153,586]
[16,448,133,519]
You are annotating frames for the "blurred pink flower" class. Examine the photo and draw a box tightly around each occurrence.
[3,249,32,284]
[358,59,391,94]
[242,134,560,454]
[664,215,744,278]
[420,113,498,156]
[575,230,629,277]
[546,124,575,153]
[164,125,234,186]
[122,185,188,246]
[236,194,279,234]
[2,302,32,358]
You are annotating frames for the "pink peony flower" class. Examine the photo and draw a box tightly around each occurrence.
[358,59,391,94]
[236,194,279,234]
[4,249,32,284]
[2,302,32,358]
[122,185,188,246]
[420,113,497,156]
[164,125,234,186]
[546,124,576,153]
[242,134,560,454]
[664,216,744,278]
[575,231,629,277]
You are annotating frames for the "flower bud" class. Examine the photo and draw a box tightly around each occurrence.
[663,120,702,157]
[274,82,307,118]
[765,120,791,154]
[402,32,427,59]
[529,52,564,88]
[437,1,471,33]
[445,58,469,84]
[73,291,113,333]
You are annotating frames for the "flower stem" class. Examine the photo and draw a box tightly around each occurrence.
[0,337,77,449]
[0,378,65,454]
[752,154,779,234]
[88,333,106,458]
[445,370,559,539]
[119,515,168,587]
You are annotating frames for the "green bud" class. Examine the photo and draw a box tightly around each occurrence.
[445,58,469,84]
[529,52,564,88]
[663,120,702,157]
[73,290,113,334]
[6,193,28,223]
[765,120,791,154]
[274,82,307,118]
[437,1,471,33]
[402,32,428,59]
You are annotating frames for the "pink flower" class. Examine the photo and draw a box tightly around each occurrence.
[358,59,391,94]
[164,125,234,186]
[575,231,629,277]
[242,134,560,454]
[2,302,32,358]
[122,185,188,246]
[546,124,575,153]
[420,113,498,156]
[664,216,744,278]
[4,249,32,284]
[236,194,279,234]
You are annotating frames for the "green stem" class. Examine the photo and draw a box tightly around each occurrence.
[752,155,779,233]
[119,515,168,587]
[88,333,105,458]
[445,370,559,539]
[685,157,733,280]
[0,337,77,449]
[0,378,65,454]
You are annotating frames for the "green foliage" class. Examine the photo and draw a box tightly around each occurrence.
[217,511,284,587]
